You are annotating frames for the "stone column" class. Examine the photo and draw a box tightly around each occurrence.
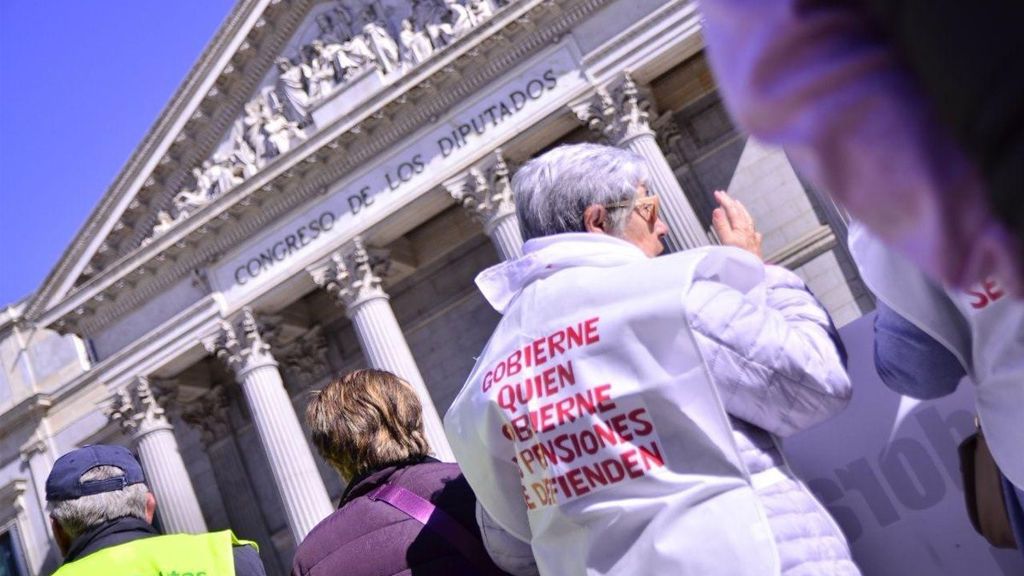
[181,385,284,574]
[309,238,455,461]
[204,310,333,543]
[445,150,524,261]
[20,425,60,573]
[572,73,709,252]
[106,377,208,534]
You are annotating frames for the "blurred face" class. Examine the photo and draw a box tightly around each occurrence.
[618,184,668,257]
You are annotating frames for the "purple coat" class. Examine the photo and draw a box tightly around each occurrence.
[292,458,504,576]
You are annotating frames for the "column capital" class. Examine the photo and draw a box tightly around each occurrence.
[571,72,654,145]
[308,250,351,303]
[204,307,277,377]
[106,376,173,441]
[180,385,233,446]
[444,149,517,234]
[309,236,386,311]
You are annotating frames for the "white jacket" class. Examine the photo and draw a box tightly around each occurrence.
[445,234,855,575]
[849,223,1024,489]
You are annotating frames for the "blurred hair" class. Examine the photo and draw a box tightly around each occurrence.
[49,466,149,540]
[512,143,649,240]
[306,369,430,480]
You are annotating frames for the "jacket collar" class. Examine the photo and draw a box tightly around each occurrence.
[63,516,158,564]
[475,233,647,313]
[339,456,437,506]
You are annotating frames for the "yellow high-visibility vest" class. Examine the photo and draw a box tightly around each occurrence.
[53,530,257,576]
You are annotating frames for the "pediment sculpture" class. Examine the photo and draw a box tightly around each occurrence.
[145,0,504,244]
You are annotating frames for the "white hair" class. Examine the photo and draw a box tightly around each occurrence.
[512,143,650,241]
[49,466,150,540]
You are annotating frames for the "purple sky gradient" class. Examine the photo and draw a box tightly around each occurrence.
[0,1,235,307]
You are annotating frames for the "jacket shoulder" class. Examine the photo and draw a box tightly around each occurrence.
[293,463,480,575]
[232,543,267,576]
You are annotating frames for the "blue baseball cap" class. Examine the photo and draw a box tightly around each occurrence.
[45,445,147,502]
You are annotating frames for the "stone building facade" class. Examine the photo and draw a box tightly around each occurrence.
[0,1,872,574]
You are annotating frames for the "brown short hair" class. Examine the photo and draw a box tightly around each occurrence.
[306,369,430,479]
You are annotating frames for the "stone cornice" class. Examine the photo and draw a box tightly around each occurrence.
[43,295,223,411]
[37,0,614,335]
[25,0,272,321]
[0,394,52,435]
[0,479,27,512]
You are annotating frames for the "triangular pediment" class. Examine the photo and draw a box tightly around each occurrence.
[26,0,506,325]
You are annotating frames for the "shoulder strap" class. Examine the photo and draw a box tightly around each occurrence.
[366,484,505,575]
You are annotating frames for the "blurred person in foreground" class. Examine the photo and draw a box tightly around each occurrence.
[46,444,265,575]
[445,143,859,575]
[848,221,1024,554]
[700,0,1024,297]
[293,369,509,576]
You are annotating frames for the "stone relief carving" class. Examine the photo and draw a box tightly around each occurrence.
[180,385,234,446]
[146,0,504,244]
[276,326,332,393]
[399,17,434,66]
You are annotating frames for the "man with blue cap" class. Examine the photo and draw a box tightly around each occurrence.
[46,444,266,575]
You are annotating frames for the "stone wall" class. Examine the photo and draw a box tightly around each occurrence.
[391,235,503,414]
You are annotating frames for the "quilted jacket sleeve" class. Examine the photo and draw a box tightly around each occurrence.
[476,502,539,576]
[685,263,852,437]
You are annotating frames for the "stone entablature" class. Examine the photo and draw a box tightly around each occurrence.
[34,0,618,339]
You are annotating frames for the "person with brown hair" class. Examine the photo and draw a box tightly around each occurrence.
[292,369,508,576]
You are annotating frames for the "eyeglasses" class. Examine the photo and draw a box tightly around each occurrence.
[606,194,660,223]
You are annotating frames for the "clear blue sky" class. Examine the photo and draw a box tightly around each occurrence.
[0,1,236,307]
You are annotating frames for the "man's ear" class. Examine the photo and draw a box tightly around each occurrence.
[52,517,70,556]
[145,492,157,524]
[583,204,610,235]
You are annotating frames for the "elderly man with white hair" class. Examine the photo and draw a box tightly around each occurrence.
[46,444,266,575]
[445,143,860,575]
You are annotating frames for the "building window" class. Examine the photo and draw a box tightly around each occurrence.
[0,528,28,576]
[0,481,34,576]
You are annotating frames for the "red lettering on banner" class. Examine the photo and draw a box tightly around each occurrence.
[547,330,566,356]
[481,317,601,392]
[489,316,669,509]
[584,317,600,344]
[502,383,617,440]
[546,440,665,500]
[496,362,577,413]
[966,278,1005,309]
[514,407,658,474]
[523,485,537,510]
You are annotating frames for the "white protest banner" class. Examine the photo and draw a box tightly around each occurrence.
[783,312,1024,575]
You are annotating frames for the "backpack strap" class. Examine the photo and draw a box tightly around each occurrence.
[366,484,505,575]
